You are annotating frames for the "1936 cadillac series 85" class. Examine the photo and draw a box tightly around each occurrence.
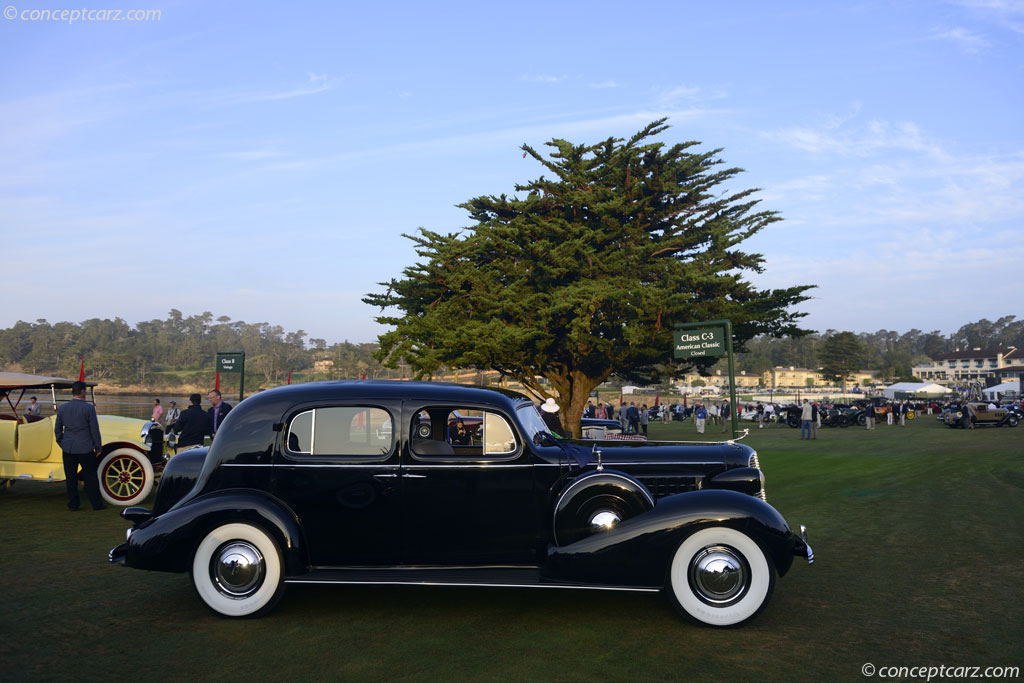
[109,381,813,627]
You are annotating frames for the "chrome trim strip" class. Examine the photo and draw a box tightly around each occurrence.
[265,464,400,469]
[537,461,724,467]
[403,463,532,469]
[283,579,660,593]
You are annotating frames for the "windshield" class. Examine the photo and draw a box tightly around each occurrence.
[516,403,549,441]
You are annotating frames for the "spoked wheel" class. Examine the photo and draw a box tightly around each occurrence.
[666,526,775,627]
[98,448,154,506]
[191,523,284,617]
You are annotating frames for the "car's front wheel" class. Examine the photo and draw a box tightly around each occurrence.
[1006,415,1019,428]
[98,448,154,506]
[191,522,284,618]
[666,526,775,627]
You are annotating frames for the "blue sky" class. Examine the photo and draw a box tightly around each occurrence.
[2,1,1022,345]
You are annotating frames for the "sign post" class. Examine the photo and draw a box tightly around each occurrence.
[674,320,738,438]
[215,351,246,403]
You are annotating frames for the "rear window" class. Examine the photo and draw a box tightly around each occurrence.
[286,406,393,458]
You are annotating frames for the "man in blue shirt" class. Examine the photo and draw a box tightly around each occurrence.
[54,381,104,511]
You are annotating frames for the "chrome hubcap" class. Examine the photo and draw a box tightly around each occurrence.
[212,541,265,598]
[589,509,621,531]
[690,545,747,603]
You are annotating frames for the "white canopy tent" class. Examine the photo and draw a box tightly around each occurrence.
[882,382,952,399]
[982,381,1021,400]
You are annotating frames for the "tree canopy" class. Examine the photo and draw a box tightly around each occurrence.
[818,331,865,392]
[364,120,814,435]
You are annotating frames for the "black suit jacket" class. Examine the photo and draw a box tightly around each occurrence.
[208,401,232,435]
[174,405,211,447]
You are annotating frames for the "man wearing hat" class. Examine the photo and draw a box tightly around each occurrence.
[540,397,569,438]
[164,400,180,429]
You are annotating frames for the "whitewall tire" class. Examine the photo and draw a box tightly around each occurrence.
[191,523,284,618]
[98,448,154,506]
[667,526,775,627]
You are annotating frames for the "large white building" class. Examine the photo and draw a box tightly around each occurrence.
[912,346,1019,384]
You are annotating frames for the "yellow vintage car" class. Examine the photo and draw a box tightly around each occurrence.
[0,372,157,505]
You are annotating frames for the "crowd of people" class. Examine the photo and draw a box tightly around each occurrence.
[149,389,233,449]
[581,395,989,438]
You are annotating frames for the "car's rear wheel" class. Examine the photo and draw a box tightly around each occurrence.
[553,473,653,546]
[192,522,284,618]
[666,526,775,627]
[98,448,154,506]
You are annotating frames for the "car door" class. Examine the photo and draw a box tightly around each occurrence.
[399,402,537,565]
[273,400,401,566]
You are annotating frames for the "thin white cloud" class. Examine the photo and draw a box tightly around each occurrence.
[588,80,621,89]
[930,26,990,53]
[953,0,1024,35]
[655,84,729,105]
[214,147,287,161]
[519,74,568,83]
[217,73,337,105]
[765,113,949,160]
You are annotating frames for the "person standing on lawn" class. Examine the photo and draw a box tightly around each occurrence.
[54,381,104,511]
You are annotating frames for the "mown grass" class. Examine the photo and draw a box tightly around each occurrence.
[1,417,1021,681]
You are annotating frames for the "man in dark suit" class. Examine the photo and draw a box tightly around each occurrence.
[54,381,105,510]
[207,389,232,439]
[174,394,211,448]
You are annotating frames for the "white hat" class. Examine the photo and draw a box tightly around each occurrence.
[541,398,559,413]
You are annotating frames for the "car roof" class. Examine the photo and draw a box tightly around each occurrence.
[256,379,533,407]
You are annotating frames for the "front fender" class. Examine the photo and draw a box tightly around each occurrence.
[544,489,799,587]
[118,489,307,576]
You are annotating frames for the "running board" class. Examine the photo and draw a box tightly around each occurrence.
[285,566,660,593]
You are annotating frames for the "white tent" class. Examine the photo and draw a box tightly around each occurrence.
[982,381,1021,400]
[883,382,952,399]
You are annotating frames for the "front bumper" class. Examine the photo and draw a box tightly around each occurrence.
[793,524,814,564]
[109,542,128,565]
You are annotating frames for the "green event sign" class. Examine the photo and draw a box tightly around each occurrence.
[216,352,245,374]
[673,328,726,359]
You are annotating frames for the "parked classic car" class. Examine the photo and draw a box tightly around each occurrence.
[109,381,812,627]
[942,402,1019,428]
[1,372,156,505]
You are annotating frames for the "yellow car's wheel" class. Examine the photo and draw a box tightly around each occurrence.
[99,448,154,506]
[906,410,915,420]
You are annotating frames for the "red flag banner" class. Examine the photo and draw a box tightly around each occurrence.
[215,372,220,391]
[78,356,85,381]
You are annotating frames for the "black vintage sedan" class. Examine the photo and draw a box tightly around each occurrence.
[109,381,813,627]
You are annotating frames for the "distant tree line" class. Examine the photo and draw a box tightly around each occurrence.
[0,310,401,389]
[0,312,1020,389]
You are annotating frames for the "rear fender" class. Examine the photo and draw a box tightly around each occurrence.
[123,489,307,576]
[544,489,798,587]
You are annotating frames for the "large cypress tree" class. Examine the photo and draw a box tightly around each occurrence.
[364,120,813,436]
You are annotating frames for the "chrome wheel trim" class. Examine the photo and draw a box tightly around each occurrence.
[689,545,747,604]
[211,541,266,599]
[588,509,621,531]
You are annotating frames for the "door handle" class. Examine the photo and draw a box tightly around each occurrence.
[401,473,426,479]
[372,473,397,479]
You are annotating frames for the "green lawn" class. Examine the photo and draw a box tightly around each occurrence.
[1,417,1021,681]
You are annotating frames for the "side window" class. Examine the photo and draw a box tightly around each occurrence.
[285,406,393,458]
[483,412,516,455]
[410,407,518,459]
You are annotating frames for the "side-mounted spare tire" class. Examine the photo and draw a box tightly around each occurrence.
[552,471,654,547]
